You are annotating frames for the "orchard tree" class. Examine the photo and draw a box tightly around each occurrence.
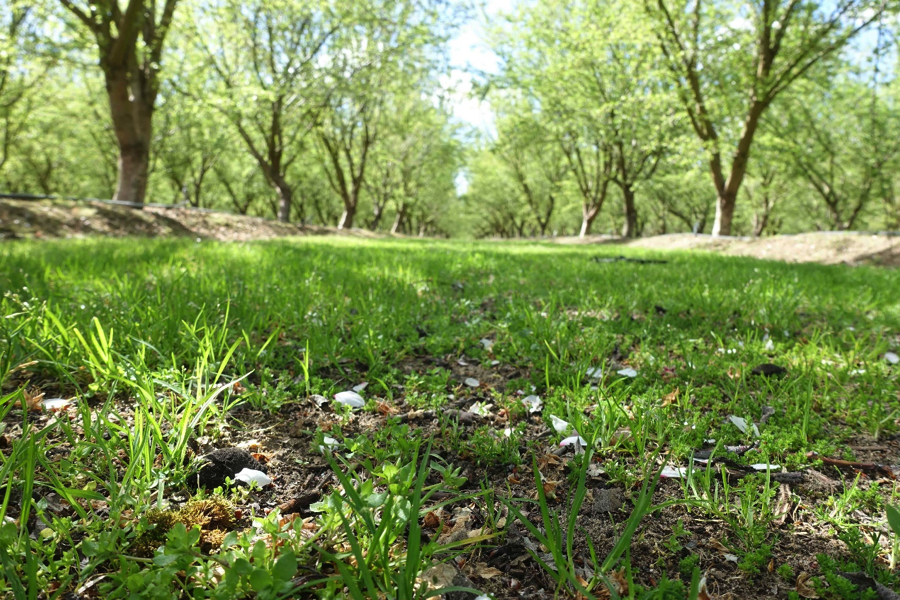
[1,1,51,181]
[317,1,449,230]
[769,79,900,230]
[644,0,886,235]
[493,110,567,236]
[363,95,458,232]
[192,0,335,222]
[58,0,179,204]
[153,88,229,207]
[492,0,674,237]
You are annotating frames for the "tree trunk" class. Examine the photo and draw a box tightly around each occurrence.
[579,211,596,238]
[621,186,637,238]
[276,184,292,222]
[338,202,356,229]
[391,203,406,234]
[712,191,736,237]
[106,67,152,205]
[370,202,384,230]
[710,101,766,236]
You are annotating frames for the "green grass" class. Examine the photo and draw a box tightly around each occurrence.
[1,237,900,599]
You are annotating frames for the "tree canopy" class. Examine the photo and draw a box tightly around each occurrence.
[2,0,899,237]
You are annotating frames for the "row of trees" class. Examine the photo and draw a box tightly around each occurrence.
[463,0,900,238]
[2,0,900,237]
[0,0,464,234]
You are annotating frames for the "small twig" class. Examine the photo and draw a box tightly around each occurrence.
[806,451,897,478]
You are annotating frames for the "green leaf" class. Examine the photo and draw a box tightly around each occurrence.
[272,551,298,582]
[249,568,273,591]
[233,557,253,577]
[886,504,900,537]
[153,552,179,567]
[81,539,99,557]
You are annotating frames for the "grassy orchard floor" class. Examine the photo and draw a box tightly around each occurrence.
[1,237,900,599]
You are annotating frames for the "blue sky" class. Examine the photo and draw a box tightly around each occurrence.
[442,0,514,131]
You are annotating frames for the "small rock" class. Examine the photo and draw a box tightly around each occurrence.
[593,488,624,513]
[191,448,265,490]
[838,572,900,600]
[419,563,478,600]
[751,363,787,376]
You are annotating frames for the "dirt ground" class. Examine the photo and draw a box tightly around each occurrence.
[553,232,900,267]
[0,199,382,242]
[3,199,899,267]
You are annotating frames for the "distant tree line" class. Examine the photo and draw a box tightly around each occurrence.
[466,0,900,237]
[1,0,899,237]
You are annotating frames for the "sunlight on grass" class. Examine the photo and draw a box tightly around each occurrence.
[1,237,899,598]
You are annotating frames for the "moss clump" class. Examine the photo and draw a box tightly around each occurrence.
[133,496,236,555]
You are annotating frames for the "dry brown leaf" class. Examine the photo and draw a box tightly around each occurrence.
[473,563,503,580]
[662,388,680,407]
[19,388,45,411]
[538,454,563,470]
[697,576,712,600]
[607,568,628,596]
[423,511,441,529]
[609,428,632,445]
[796,572,820,599]
[376,402,399,416]
[542,480,559,499]
[774,483,792,526]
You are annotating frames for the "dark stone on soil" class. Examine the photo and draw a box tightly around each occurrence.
[190,447,265,490]
[751,363,787,376]
[593,487,624,513]
[838,572,900,600]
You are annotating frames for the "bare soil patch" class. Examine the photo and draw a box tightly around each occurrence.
[554,232,900,267]
[0,199,382,242]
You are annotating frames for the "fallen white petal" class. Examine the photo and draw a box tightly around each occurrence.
[318,436,341,453]
[764,339,774,351]
[352,382,368,392]
[587,463,606,477]
[660,466,687,479]
[550,415,570,433]
[42,398,72,410]
[234,468,272,487]
[729,415,749,433]
[885,352,899,365]
[468,402,492,417]
[560,436,588,447]
[750,464,780,471]
[586,366,603,379]
[617,368,638,378]
[724,554,739,563]
[464,377,480,388]
[490,360,500,366]
[334,391,365,408]
[480,338,494,350]
[521,395,543,413]
[504,428,512,437]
